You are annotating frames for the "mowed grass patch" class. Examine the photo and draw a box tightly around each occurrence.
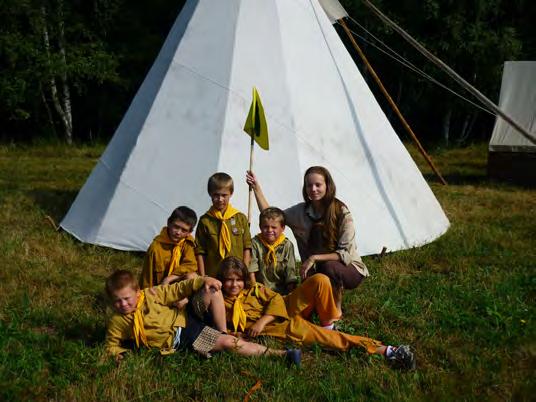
[0,142,534,401]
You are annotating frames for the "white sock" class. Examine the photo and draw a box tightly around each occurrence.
[385,345,395,358]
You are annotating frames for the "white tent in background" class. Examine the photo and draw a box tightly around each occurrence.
[61,0,449,255]
[488,61,536,185]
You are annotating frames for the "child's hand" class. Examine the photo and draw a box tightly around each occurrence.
[115,353,124,365]
[174,297,189,310]
[247,321,266,338]
[203,277,222,292]
[245,170,259,190]
[300,256,316,280]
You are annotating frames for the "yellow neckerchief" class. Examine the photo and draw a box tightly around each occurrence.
[207,205,240,258]
[230,283,262,332]
[133,291,148,348]
[256,233,286,268]
[155,227,191,277]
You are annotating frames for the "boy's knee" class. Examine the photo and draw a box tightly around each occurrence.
[310,273,331,286]
[198,288,224,312]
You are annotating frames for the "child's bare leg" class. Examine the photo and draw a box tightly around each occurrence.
[201,288,227,333]
[375,345,387,355]
[211,334,285,357]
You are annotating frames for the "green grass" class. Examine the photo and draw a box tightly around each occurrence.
[0,142,534,401]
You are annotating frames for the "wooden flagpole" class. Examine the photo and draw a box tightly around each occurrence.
[248,135,255,225]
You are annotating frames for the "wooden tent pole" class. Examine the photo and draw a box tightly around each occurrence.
[362,0,536,146]
[338,18,448,185]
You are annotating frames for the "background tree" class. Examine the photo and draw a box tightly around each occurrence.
[0,0,533,145]
[339,0,532,146]
[0,0,122,143]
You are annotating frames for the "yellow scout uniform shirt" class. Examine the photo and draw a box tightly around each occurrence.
[105,277,205,357]
[139,231,197,288]
[195,212,252,277]
[249,236,298,295]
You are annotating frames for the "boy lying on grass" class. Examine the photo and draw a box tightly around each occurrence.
[104,270,301,365]
[218,257,416,370]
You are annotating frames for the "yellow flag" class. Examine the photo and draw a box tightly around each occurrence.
[243,87,269,150]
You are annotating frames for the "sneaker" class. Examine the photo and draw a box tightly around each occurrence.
[285,348,302,368]
[387,345,416,370]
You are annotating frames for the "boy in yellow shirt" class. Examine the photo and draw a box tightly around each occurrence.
[139,206,198,289]
[104,270,301,365]
[249,207,299,295]
[219,257,416,370]
[195,173,252,279]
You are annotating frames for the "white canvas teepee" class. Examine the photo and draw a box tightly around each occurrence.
[61,0,449,255]
[488,61,536,185]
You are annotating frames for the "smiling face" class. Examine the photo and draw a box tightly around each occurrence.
[111,286,140,315]
[222,271,245,297]
[259,217,285,244]
[210,187,232,212]
[167,219,192,243]
[304,172,327,202]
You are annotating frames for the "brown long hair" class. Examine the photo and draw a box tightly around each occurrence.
[217,256,252,290]
[302,166,345,251]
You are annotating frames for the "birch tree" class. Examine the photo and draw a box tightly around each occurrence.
[0,0,120,142]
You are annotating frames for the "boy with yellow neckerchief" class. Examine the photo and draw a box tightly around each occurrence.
[249,207,298,295]
[140,206,198,289]
[104,270,302,365]
[195,173,252,278]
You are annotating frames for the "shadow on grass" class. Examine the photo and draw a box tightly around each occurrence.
[29,189,79,224]
[63,321,106,347]
[61,292,109,347]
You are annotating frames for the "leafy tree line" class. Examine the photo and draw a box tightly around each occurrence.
[0,0,533,145]
[0,0,184,143]
[339,0,535,145]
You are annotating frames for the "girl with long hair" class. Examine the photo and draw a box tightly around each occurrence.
[246,166,368,304]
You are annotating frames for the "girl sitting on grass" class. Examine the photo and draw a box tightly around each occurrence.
[218,256,415,370]
[246,167,369,311]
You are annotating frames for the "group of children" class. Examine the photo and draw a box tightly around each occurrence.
[104,172,416,370]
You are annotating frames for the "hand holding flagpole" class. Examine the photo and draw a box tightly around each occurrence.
[243,87,269,224]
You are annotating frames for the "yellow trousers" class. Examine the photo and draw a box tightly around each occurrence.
[284,273,341,324]
[263,315,382,354]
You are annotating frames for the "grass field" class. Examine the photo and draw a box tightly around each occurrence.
[0,142,534,401]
